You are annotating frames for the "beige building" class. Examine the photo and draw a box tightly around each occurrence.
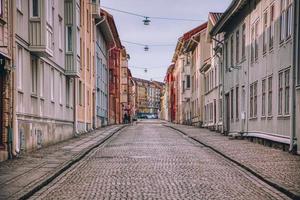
[15,0,78,153]
[120,47,130,122]
[201,13,223,131]
[76,0,99,133]
[211,0,299,152]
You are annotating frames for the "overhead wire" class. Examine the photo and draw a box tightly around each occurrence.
[101,6,204,22]
[122,40,175,47]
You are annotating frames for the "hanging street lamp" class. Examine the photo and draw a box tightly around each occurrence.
[143,17,151,25]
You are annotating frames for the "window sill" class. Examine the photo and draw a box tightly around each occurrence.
[40,97,45,101]
[60,103,63,107]
[17,8,23,16]
[277,115,290,119]
[17,90,24,94]
[261,116,266,120]
[51,100,55,104]
[0,17,6,26]
[267,116,273,120]
[262,51,267,57]
[249,117,258,121]
[31,94,38,99]
[269,47,274,53]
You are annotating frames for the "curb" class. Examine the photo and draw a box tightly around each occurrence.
[165,125,300,200]
[18,125,127,200]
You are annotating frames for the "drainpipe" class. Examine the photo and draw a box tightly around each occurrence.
[211,36,225,134]
[290,0,299,153]
[11,0,17,158]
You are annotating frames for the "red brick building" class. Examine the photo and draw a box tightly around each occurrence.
[103,10,122,125]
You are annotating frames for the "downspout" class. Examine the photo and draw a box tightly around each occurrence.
[11,0,17,158]
[290,0,298,153]
[8,0,16,159]
[108,30,116,125]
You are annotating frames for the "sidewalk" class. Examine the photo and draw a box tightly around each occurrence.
[0,125,125,200]
[167,124,300,199]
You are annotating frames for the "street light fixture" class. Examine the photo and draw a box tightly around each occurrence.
[143,17,151,25]
[144,45,149,51]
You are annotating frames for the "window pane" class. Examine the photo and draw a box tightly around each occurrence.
[32,0,39,17]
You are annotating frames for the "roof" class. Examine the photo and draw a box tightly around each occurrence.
[172,22,208,62]
[210,0,247,36]
[101,9,122,48]
[208,12,223,26]
[183,22,208,42]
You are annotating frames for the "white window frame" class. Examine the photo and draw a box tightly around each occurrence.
[50,68,55,101]
[58,16,63,50]
[17,46,23,90]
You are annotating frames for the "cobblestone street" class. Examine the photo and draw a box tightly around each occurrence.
[29,121,291,200]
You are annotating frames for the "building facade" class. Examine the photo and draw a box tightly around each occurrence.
[211,0,299,151]
[201,13,223,131]
[0,0,13,161]
[133,77,163,117]
[15,0,78,153]
[94,10,112,128]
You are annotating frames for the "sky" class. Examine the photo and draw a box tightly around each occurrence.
[101,0,232,82]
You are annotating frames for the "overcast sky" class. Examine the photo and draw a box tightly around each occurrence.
[101,0,232,82]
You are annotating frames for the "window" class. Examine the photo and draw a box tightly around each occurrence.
[50,68,54,101]
[219,99,222,120]
[66,78,70,106]
[47,0,53,26]
[59,17,63,50]
[40,61,44,97]
[268,76,273,116]
[251,26,255,63]
[242,24,246,59]
[255,20,259,60]
[250,82,257,118]
[59,74,63,104]
[269,4,275,49]
[280,0,286,41]
[225,41,228,69]
[79,81,83,105]
[66,26,72,52]
[278,72,283,115]
[236,30,239,63]
[31,57,38,95]
[17,0,22,11]
[186,75,190,89]
[286,0,293,38]
[87,48,90,71]
[0,0,3,18]
[17,46,23,90]
[262,79,266,116]
[284,69,290,114]
[236,86,239,120]
[32,0,39,17]
[231,89,234,120]
[230,35,234,66]
[263,11,268,53]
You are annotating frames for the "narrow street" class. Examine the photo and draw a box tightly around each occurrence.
[28,121,290,200]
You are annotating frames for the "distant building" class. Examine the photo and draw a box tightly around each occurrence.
[132,78,164,116]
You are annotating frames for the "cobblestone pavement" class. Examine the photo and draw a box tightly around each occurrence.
[167,124,300,198]
[0,125,124,200]
[31,122,290,200]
